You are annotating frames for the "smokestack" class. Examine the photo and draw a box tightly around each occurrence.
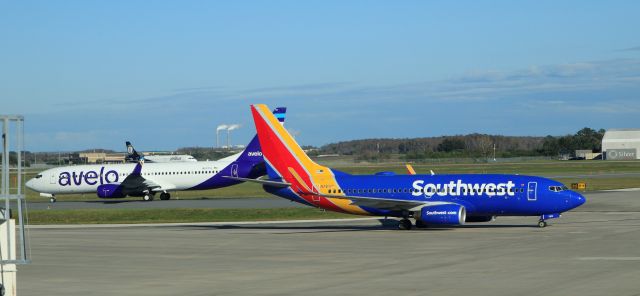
[226,124,241,149]
[216,124,228,148]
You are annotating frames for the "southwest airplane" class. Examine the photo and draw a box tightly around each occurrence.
[230,104,586,229]
[26,107,286,203]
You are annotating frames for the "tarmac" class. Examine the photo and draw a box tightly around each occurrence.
[18,189,640,296]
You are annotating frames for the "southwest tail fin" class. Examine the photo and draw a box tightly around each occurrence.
[125,141,144,163]
[251,104,329,194]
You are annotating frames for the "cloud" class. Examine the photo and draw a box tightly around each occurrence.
[621,46,640,52]
[71,58,639,112]
[23,57,640,150]
[26,130,123,152]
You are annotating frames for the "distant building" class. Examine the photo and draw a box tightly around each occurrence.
[575,150,601,160]
[73,152,125,164]
[602,129,640,160]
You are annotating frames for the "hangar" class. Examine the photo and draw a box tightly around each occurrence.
[602,129,640,160]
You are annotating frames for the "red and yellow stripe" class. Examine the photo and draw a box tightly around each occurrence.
[251,104,369,215]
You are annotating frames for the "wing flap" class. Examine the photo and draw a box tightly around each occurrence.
[320,193,440,211]
[222,176,291,188]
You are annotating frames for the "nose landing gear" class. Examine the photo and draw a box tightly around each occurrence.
[538,220,547,228]
[538,213,561,228]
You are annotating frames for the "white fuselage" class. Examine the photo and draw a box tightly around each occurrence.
[144,154,197,162]
[27,160,232,195]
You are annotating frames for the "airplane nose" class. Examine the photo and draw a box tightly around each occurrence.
[572,192,586,208]
[26,179,36,191]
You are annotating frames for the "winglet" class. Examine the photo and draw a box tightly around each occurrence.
[406,164,416,175]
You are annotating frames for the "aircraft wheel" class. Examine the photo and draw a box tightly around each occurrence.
[398,219,413,230]
[160,192,171,200]
[143,194,154,201]
[415,219,428,228]
[538,220,547,228]
[50,197,56,203]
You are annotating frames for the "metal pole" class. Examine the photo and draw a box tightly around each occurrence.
[2,117,11,260]
[17,119,27,261]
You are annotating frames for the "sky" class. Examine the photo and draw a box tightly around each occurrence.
[1,1,639,152]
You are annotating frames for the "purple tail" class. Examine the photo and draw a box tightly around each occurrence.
[235,135,263,163]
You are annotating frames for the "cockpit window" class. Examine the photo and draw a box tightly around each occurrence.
[35,174,42,179]
[548,186,567,192]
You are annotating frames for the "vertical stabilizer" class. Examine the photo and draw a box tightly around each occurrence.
[251,104,329,194]
[125,141,144,163]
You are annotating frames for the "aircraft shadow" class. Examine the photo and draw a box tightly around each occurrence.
[176,218,543,232]
[84,200,145,204]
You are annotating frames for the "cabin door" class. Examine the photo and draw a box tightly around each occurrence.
[50,173,57,184]
[527,182,537,201]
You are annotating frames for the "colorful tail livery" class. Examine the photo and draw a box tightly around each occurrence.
[26,107,286,203]
[250,104,586,229]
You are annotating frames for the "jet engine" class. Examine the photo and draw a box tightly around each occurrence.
[97,184,126,198]
[416,204,466,225]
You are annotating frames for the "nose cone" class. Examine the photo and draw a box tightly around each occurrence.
[26,178,37,191]
[572,192,586,208]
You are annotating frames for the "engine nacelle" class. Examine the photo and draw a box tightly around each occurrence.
[97,184,126,198]
[465,215,496,223]
[417,204,466,225]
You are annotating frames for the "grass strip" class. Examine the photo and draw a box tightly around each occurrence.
[26,208,356,225]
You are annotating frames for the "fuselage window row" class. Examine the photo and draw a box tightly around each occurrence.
[336,187,528,196]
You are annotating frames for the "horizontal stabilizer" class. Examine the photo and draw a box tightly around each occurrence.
[222,176,291,188]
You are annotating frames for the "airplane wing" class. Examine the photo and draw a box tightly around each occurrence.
[222,176,291,188]
[320,193,452,211]
[224,174,441,211]
[117,164,176,193]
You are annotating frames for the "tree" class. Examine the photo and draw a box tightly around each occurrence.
[437,138,465,152]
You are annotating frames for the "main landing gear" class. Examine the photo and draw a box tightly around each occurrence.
[159,192,171,200]
[414,219,428,228]
[398,218,413,230]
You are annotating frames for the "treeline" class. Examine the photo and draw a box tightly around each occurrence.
[315,127,605,161]
[11,127,604,166]
[539,128,605,156]
[317,134,545,161]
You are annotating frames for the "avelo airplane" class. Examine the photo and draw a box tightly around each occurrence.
[26,107,286,203]
[228,104,586,229]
